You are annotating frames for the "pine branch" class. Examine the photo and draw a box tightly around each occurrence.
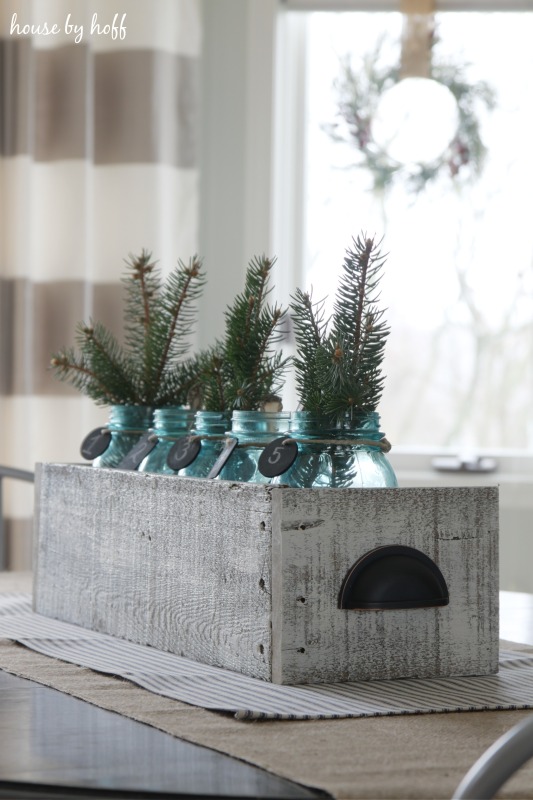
[197,345,230,412]
[290,288,332,416]
[76,322,138,402]
[50,250,205,408]
[219,255,289,410]
[291,233,389,423]
[156,354,205,408]
[132,250,157,330]
[50,351,97,400]
[248,256,271,326]
[122,250,161,366]
[328,234,389,419]
[50,347,127,406]
[247,306,283,388]
[254,350,289,398]
[148,256,206,400]
[351,237,372,372]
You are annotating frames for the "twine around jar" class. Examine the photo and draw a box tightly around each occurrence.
[99,427,150,436]
[282,436,392,453]
[135,433,392,452]
[228,436,392,453]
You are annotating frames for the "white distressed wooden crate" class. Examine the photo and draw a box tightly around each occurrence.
[33,463,499,685]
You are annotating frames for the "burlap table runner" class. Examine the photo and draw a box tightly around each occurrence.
[1,572,533,799]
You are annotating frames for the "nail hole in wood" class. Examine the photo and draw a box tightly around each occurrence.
[259,578,265,590]
[297,647,306,654]
[258,644,264,654]
[296,596,307,604]
[259,521,266,530]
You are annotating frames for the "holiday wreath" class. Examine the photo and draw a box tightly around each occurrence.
[327,36,496,194]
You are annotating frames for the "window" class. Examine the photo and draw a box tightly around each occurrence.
[275,3,533,453]
[200,0,533,590]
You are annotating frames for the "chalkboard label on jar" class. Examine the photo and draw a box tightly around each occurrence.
[80,428,112,460]
[258,437,298,478]
[166,436,201,471]
[117,433,158,471]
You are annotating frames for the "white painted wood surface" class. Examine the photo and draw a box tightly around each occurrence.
[271,486,499,684]
[34,465,274,680]
[34,464,499,684]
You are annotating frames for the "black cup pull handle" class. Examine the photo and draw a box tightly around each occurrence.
[339,545,449,611]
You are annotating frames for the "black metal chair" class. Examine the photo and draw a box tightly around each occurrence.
[0,466,35,570]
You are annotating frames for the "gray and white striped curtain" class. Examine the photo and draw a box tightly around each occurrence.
[0,0,201,566]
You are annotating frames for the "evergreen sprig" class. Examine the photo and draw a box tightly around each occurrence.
[290,288,330,417]
[291,234,389,423]
[197,344,229,412]
[155,355,206,409]
[51,250,206,407]
[78,321,138,403]
[199,255,290,411]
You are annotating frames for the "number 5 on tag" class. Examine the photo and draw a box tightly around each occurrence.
[258,437,298,478]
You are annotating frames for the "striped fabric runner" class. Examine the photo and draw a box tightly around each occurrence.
[0,594,532,721]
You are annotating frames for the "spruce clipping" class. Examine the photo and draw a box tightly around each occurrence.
[50,250,206,407]
[290,288,330,417]
[290,233,389,423]
[199,255,290,411]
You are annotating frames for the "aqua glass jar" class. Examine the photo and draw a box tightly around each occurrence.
[92,405,153,469]
[273,410,397,488]
[179,410,232,478]
[271,411,340,488]
[138,407,194,474]
[339,411,397,487]
[218,410,291,484]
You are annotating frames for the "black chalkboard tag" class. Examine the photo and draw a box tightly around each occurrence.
[80,428,112,460]
[207,438,238,479]
[166,436,201,471]
[116,433,158,471]
[258,437,298,478]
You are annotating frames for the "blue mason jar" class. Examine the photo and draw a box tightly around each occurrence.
[273,410,397,488]
[218,410,291,484]
[179,410,232,478]
[338,411,397,487]
[93,405,153,469]
[138,407,194,474]
[271,411,339,488]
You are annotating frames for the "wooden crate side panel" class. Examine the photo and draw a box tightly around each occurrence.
[272,486,498,684]
[32,463,43,599]
[34,464,273,679]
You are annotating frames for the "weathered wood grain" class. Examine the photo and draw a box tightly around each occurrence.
[271,486,499,684]
[34,465,499,685]
[34,464,273,680]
